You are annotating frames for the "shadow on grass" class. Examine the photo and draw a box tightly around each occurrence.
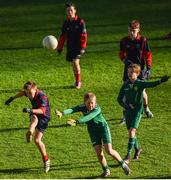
[73,175,119,179]
[0,118,122,134]
[133,175,171,179]
[0,166,40,174]
[107,118,123,124]
[0,88,20,94]
[0,85,75,95]
[0,46,42,51]
[50,161,120,179]
[0,127,28,133]
[0,123,69,133]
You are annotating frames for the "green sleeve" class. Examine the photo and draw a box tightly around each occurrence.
[140,80,161,89]
[62,105,81,115]
[117,85,125,108]
[77,106,101,124]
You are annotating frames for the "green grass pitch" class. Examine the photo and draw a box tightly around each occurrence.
[0,0,171,178]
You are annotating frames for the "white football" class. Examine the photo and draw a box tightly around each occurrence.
[42,35,58,50]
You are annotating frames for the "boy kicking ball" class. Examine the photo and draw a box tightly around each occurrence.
[117,64,169,164]
[4,81,51,173]
[56,92,130,177]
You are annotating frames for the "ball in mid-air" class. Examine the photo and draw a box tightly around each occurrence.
[42,35,58,50]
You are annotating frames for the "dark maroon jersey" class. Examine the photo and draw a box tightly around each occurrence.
[57,15,87,52]
[30,90,50,119]
[119,34,152,69]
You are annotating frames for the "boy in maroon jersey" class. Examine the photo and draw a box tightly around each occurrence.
[4,81,51,173]
[119,20,153,124]
[57,2,87,89]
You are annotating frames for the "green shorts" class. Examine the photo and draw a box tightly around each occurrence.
[125,110,143,129]
[88,124,112,146]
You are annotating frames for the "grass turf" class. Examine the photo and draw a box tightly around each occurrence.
[0,0,171,178]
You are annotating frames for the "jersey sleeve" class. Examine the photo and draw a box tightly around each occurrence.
[80,19,87,49]
[117,84,126,108]
[119,38,127,61]
[139,80,161,89]
[39,95,49,115]
[141,38,152,68]
[62,105,82,115]
[77,105,101,124]
[57,21,67,51]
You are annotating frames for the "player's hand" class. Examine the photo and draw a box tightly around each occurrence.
[57,49,62,55]
[55,109,62,118]
[161,75,170,83]
[124,103,134,110]
[4,97,14,105]
[122,58,126,64]
[67,119,77,126]
[23,108,33,114]
[122,59,132,65]
[80,49,85,55]
[145,70,151,80]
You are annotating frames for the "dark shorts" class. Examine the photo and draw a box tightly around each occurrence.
[66,50,82,62]
[125,110,143,129]
[88,125,112,146]
[30,115,50,133]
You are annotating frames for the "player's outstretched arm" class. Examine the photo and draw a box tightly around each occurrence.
[141,75,170,89]
[4,90,25,105]
[4,96,14,105]
[160,75,170,83]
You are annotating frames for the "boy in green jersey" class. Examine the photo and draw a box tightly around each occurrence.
[117,64,169,163]
[56,92,130,177]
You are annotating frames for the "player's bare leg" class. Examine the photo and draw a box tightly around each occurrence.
[26,114,38,143]
[94,145,110,177]
[104,144,130,175]
[34,130,50,173]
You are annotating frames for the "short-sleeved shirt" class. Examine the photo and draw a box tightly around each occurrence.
[30,90,51,120]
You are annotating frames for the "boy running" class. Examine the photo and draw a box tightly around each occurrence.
[117,64,169,163]
[56,92,130,177]
[4,81,51,173]
[57,2,87,89]
[119,20,153,123]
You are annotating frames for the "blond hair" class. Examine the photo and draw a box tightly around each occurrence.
[84,92,96,103]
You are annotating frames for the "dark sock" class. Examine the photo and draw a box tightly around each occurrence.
[134,136,139,150]
[102,165,109,171]
[128,137,135,156]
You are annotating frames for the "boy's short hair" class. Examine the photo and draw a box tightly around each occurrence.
[66,2,76,9]
[128,64,141,75]
[129,20,140,29]
[84,92,96,102]
[24,80,36,90]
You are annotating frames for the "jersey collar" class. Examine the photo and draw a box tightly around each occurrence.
[67,15,78,21]
[128,33,141,40]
